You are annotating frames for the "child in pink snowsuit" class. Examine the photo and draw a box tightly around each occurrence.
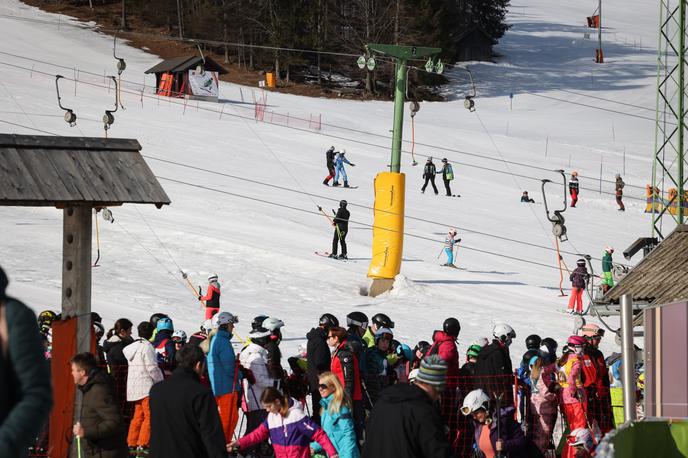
[529,358,559,454]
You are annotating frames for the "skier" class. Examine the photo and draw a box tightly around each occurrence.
[442,228,461,267]
[569,171,580,207]
[152,317,176,375]
[521,191,535,203]
[187,319,212,347]
[323,146,337,186]
[306,314,338,425]
[421,157,439,195]
[345,311,369,441]
[362,313,395,348]
[557,336,589,458]
[528,353,559,455]
[333,150,355,188]
[262,317,286,388]
[615,174,625,211]
[568,259,590,314]
[438,157,454,196]
[364,327,393,405]
[601,246,614,294]
[475,323,516,403]
[580,324,613,434]
[330,200,350,259]
[198,273,221,320]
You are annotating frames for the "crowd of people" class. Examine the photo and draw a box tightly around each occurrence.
[22,300,637,458]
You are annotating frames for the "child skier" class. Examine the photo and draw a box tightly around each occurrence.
[421,157,439,195]
[199,273,221,319]
[569,171,579,207]
[601,247,614,293]
[442,228,460,267]
[323,146,337,186]
[333,150,355,188]
[568,259,590,314]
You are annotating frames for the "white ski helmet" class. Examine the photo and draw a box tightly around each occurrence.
[208,273,218,282]
[212,311,238,328]
[471,337,489,348]
[605,246,614,253]
[493,323,516,345]
[374,327,393,343]
[340,149,346,155]
[448,228,457,236]
[461,389,491,415]
[172,329,187,342]
[201,319,213,333]
[262,317,285,331]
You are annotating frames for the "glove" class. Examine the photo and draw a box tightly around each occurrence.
[457,238,462,243]
[197,295,202,301]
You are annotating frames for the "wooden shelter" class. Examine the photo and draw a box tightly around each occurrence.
[0,133,170,456]
[144,55,227,100]
[455,28,496,61]
[595,225,688,418]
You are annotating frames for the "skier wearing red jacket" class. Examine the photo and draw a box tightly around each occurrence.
[327,327,363,405]
[199,274,221,319]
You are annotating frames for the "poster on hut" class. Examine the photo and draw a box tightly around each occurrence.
[188,70,219,99]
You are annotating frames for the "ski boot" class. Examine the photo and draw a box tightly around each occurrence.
[344,181,350,188]
[333,181,340,187]
[136,446,150,457]
[328,253,337,258]
[338,254,348,260]
[323,179,329,186]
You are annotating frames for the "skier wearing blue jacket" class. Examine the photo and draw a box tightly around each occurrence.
[443,228,461,267]
[333,150,355,188]
[311,372,360,458]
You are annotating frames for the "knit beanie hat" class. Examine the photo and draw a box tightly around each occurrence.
[0,266,8,300]
[415,355,448,390]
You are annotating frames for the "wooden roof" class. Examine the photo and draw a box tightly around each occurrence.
[0,134,170,207]
[144,55,228,75]
[599,225,688,305]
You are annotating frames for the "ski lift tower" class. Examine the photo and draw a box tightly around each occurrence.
[652,0,688,240]
[364,44,441,296]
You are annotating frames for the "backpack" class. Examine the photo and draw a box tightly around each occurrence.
[445,164,454,181]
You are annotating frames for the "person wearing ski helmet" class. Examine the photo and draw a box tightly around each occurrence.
[459,344,482,389]
[306,314,338,424]
[580,324,613,434]
[251,315,269,332]
[344,311,368,442]
[365,327,394,405]
[439,157,454,196]
[525,334,542,350]
[199,273,221,320]
[426,317,461,447]
[421,156,439,195]
[93,320,107,363]
[188,320,212,347]
[601,247,615,293]
[394,344,414,383]
[528,348,559,455]
[362,312,395,348]
[615,173,625,211]
[172,329,187,348]
[323,146,337,186]
[37,310,58,336]
[539,337,558,364]
[262,317,286,384]
[411,341,431,370]
[152,317,176,375]
[475,323,516,403]
[333,149,355,188]
[569,171,580,207]
[443,228,461,267]
[148,313,168,342]
[558,335,588,458]
[461,388,528,458]
[328,200,350,260]
[206,311,241,442]
[519,335,542,391]
[327,326,364,441]
[568,259,590,314]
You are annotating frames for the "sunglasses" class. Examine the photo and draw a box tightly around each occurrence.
[318,383,330,390]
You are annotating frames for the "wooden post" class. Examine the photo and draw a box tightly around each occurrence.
[62,205,92,458]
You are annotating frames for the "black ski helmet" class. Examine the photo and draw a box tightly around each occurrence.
[540,337,558,354]
[250,327,272,346]
[576,259,586,267]
[525,334,542,350]
[372,313,394,329]
[346,311,368,328]
[149,313,168,328]
[443,317,461,337]
[414,340,431,357]
[340,200,347,208]
[522,349,540,364]
[252,315,269,331]
[319,313,339,330]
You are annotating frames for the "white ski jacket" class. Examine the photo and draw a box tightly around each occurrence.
[122,337,164,401]
[240,343,276,411]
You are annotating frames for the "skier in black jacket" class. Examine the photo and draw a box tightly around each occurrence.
[475,323,516,404]
[306,313,338,425]
[323,146,336,186]
[330,200,350,259]
[149,345,226,458]
[421,157,439,195]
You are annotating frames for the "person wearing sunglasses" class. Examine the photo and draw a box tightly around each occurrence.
[461,388,528,458]
[310,372,359,458]
[327,327,364,434]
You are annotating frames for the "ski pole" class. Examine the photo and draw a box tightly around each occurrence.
[76,436,82,458]
[495,394,504,458]
[317,206,342,240]
[180,271,206,309]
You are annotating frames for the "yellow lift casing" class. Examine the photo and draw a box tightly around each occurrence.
[367,172,405,279]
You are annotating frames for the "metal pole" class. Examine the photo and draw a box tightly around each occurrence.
[620,294,637,423]
[390,58,407,173]
[598,0,603,60]
[678,0,686,224]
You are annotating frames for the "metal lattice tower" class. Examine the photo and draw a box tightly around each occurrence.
[653,0,688,239]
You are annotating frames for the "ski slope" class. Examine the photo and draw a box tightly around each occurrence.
[0,0,661,358]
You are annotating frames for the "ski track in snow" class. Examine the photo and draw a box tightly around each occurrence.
[0,0,658,358]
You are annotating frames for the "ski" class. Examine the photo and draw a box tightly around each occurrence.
[314,251,349,261]
[442,263,459,269]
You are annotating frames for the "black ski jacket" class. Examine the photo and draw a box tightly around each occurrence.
[362,383,452,458]
[326,149,336,167]
[475,339,514,401]
[334,207,350,232]
[149,367,227,458]
[423,162,436,179]
[306,327,331,391]
[264,339,284,382]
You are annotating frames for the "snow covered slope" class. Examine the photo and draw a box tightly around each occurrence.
[0,0,660,357]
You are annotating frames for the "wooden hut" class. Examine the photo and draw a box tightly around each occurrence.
[144,55,227,101]
[455,28,496,61]
[0,133,170,457]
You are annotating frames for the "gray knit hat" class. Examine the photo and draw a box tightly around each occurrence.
[415,355,448,390]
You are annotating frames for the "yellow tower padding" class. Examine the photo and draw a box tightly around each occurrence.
[367,172,405,279]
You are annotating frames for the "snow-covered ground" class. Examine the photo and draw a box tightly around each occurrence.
[0,0,660,358]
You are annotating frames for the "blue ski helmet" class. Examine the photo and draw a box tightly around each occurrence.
[156,317,174,332]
